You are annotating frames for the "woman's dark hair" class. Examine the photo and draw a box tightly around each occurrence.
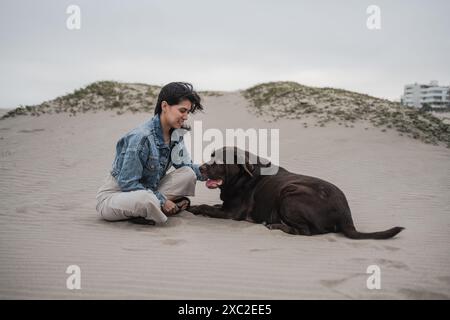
[154,82,204,115]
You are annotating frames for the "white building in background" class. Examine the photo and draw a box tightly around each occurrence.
[401,81,450,108]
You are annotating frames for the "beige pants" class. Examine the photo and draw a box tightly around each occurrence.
[96,166,197,224]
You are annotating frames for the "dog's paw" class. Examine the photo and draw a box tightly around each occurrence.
[265,223,275,230]
[187,205,202,215]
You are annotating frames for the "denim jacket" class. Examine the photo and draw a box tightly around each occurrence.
[110,114,205,206]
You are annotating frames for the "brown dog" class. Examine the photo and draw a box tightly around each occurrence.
[188,147,404,239]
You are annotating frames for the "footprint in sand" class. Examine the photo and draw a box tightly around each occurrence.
[161,239,186,246]
[345,242,370,248]
[437,276,450,286]
[1,150,12,157]
[320,273,364,289]
[122,247,150,252]
[350,257,410,271]
[398,288,449,299]
[16,206,28,214]
[375,258,410,270]
[249,248,280,253]
[350,257,368,263]
[320,278,349,288]
[18,128,45,133]
[346,242,401,253]
[383,245,400,252]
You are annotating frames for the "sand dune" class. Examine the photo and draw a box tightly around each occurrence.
[0,93,449,299]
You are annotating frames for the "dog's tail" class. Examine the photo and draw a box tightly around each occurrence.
[340,223,404,240]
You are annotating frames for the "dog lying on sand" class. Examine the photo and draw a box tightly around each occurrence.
[188,147,404,240]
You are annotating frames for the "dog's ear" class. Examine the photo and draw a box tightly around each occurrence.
[240,163,254,177]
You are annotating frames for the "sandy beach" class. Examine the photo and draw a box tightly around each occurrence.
[0,92,449,299]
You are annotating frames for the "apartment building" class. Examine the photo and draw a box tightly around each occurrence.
[401,81,450,108]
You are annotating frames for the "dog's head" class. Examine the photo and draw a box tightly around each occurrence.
[199,147,271,189]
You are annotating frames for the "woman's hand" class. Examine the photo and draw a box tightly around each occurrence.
[162,200,178,216]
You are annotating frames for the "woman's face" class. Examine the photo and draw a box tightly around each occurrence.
[161,99,192,129]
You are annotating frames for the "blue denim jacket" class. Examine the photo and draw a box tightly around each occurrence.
[110,114,205,206]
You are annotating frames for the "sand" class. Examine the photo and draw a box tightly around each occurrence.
[0,93,449,299]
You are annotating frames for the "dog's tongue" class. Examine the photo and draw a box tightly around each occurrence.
[206,179,223,189]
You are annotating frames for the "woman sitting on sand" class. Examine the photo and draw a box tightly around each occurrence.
[96,82,206,224]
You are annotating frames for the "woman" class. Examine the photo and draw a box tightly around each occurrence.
[96,82,206,224]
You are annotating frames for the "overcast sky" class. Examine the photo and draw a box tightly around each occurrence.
[1,0,449,108]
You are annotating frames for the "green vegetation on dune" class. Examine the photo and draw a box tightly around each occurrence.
[1,81,224,119]
[243,82,450,147]
[1,81,161,118]
[198,91,224,97]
